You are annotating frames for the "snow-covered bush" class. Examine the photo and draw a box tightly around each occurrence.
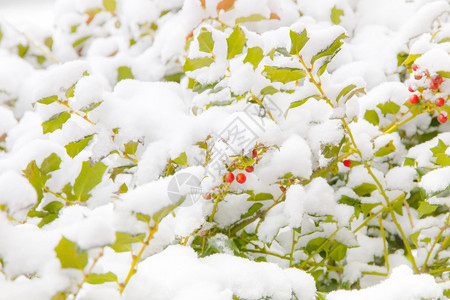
[0,0,449,299]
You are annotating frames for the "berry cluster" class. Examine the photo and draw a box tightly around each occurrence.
[224,149,258,184]
[408,63,448,124]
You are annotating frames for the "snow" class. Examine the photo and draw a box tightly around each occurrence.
[329,265,442,300]
[0,0,448,298]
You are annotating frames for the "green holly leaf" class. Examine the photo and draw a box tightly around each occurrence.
[41,153,62,175]
[374,140,396,157]
[418,201,438,218]
[172,152,187,166]
[377,101,400,115]
[124,141,139,156]
[183,57,214,72]
[86,272,118,284]
[73,160,107,202]
[330,6,344,25]
[247,192,273,201]
[305,237,328,254]
[117,66,134,81]
[42,112,71,134]
[80,101,103,112]
[65,135,95,158]
[364,110,379,126]
[235,14,266,24]
[243,46,264,69]
[404,157,415,167]
[37,95,58,105]
[288,95,321,111]
[437,71,450,78]
[43,201,64,213]
[260,86,278,95]
[241,203,264,219]
[310,33,346,65]
[55,237,88,269]
[431,139,448,156]
[289,29,309,55]
[198,30,214,54]
[23,161,48,204]
[65,84,75,99]
[110,232,145,252]
[353,182,377,197]
[72,36,90,48]
[153,197,185,223]
[262,66,306,84]
[227,26,247,60]
[329,242,347,261]
[103,0,116,13]
[435,154,450,166]
[336,84,356,103]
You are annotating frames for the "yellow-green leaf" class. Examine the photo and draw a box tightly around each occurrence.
[73,160,107,202]
[364,110,379,126]
[37,95,58,105]
[117,66,134,81]
[172,152,187,166]
[235,14,266,24]
[42,112,71,134]
[260,86,278,95]
[110,232,145,252]
[377,101,400,115]
[243,46,264,69]
[374,140,396,157]
[262,66,306,84]
[72,36,90,48]
[330,6,344,25]
[198,30,214,54]
[41,153,62,175]
[289,29,309,55]
[353,182,377,197]
[55,237,88,270]
[86,272,118,284]
[336,84,356,103]
[65,135,94,158]
[65,84,75,99]
[310,33,346,65]
[227,26,247,60]
[103,0,116,13]
[183,57,214,72]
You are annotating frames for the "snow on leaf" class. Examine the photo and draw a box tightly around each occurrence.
[55,237,88,270]
[310,32,346,65]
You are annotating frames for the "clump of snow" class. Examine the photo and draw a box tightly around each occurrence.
[329,265,442,300]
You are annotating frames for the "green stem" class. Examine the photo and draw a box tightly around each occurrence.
[421,212,450,272]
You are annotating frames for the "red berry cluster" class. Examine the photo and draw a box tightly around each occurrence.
[409,63,448,124]
[224,149,258,184]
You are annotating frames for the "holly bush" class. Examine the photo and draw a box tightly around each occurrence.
[0,0,449,299]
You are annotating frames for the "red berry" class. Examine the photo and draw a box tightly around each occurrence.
[430,81,439,90]
[435,97,445,107]
[245,165,254,173]
[252,149,257,158]
[431,75,443,85]
[343,160,351,167]
[224,172,234,183]
[236,173,246,184]
[438,113,447,124]
[408,85,415,92]
[414,74,423,80]
[409,94,419,104]
[412,64,418,71]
